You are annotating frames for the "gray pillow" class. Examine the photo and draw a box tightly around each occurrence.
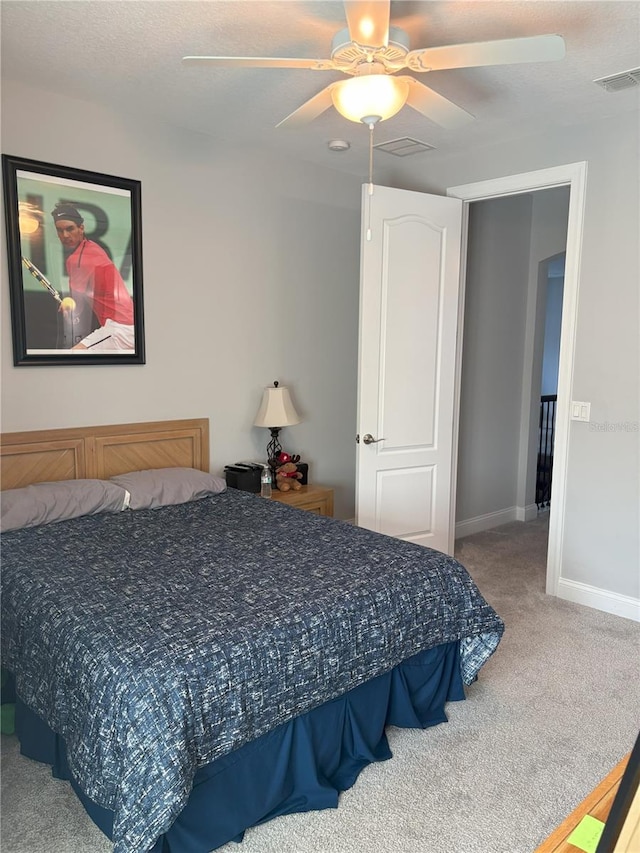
[0,479,129,532]
[110,467,226,510]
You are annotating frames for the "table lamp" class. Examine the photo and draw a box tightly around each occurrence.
[253,381,301,474]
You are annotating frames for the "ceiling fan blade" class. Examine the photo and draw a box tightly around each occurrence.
[401,78,475,129]
[343,0,390,48]
[182,56,336,71]
[276,84,337,128]
[406,34,565,73]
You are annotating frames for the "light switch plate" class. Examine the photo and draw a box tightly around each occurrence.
[571,401,591,422]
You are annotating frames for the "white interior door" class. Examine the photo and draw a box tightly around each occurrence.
[356,184,462,554]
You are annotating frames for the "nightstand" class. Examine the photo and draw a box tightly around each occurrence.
[270,484,334,517]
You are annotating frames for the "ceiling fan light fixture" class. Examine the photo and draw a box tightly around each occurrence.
[331,75,409,123]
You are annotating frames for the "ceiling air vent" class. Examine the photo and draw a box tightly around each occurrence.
[593,68,640,93]
[374,137,436,157]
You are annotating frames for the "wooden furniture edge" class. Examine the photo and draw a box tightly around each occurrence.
[270,484,334,516]
[614,781,640,852]
[1,418,209,446]
[534,753,630,853]
[0,418,210,489]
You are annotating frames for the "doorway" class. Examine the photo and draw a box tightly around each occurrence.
[454,188,569,549]
[447,162,587,598]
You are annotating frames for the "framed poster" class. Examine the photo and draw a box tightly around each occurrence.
[2,154,145,365]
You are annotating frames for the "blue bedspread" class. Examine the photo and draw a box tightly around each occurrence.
[1,489,503,853]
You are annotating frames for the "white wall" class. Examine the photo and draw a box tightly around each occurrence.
[402,111,640,603]
[0,80,363,518]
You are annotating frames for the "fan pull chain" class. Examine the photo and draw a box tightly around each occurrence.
[366,121,375,241]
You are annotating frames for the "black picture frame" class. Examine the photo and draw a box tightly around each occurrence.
[2,154,145,366]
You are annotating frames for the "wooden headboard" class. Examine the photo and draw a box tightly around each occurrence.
[0,418,210,490]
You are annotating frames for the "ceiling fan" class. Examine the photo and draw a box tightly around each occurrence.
[182,0,565,129]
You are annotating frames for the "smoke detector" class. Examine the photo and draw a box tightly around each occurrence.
[328,139,351,152]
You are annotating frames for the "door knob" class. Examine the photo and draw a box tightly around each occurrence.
[362,433,385,445]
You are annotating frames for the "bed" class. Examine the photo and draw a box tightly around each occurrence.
[1,418,504,853]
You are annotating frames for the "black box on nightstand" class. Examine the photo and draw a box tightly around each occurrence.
[224,464,262,493]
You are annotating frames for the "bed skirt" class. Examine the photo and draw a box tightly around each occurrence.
[14,640,464,853]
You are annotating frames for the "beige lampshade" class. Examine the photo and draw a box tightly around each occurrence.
[254,383,301,428]
[331,75,409,124]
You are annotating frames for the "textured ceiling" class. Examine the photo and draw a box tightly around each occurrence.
[2,1,639,182]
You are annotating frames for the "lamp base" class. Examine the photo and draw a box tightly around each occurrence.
[266,427,282,478]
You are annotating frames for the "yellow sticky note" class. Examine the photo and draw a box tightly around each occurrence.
[566,814,606,853]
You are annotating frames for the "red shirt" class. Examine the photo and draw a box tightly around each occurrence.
[66,240,134,326]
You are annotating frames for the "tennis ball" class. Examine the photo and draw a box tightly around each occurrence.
[60,297,76,311]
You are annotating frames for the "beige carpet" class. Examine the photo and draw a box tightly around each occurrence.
[2,515,639,853]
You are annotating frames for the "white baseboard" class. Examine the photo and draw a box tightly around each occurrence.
[516,503,539,522]
[557,578,640,622]
[455,507,518,539]
[456,504,540,539]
